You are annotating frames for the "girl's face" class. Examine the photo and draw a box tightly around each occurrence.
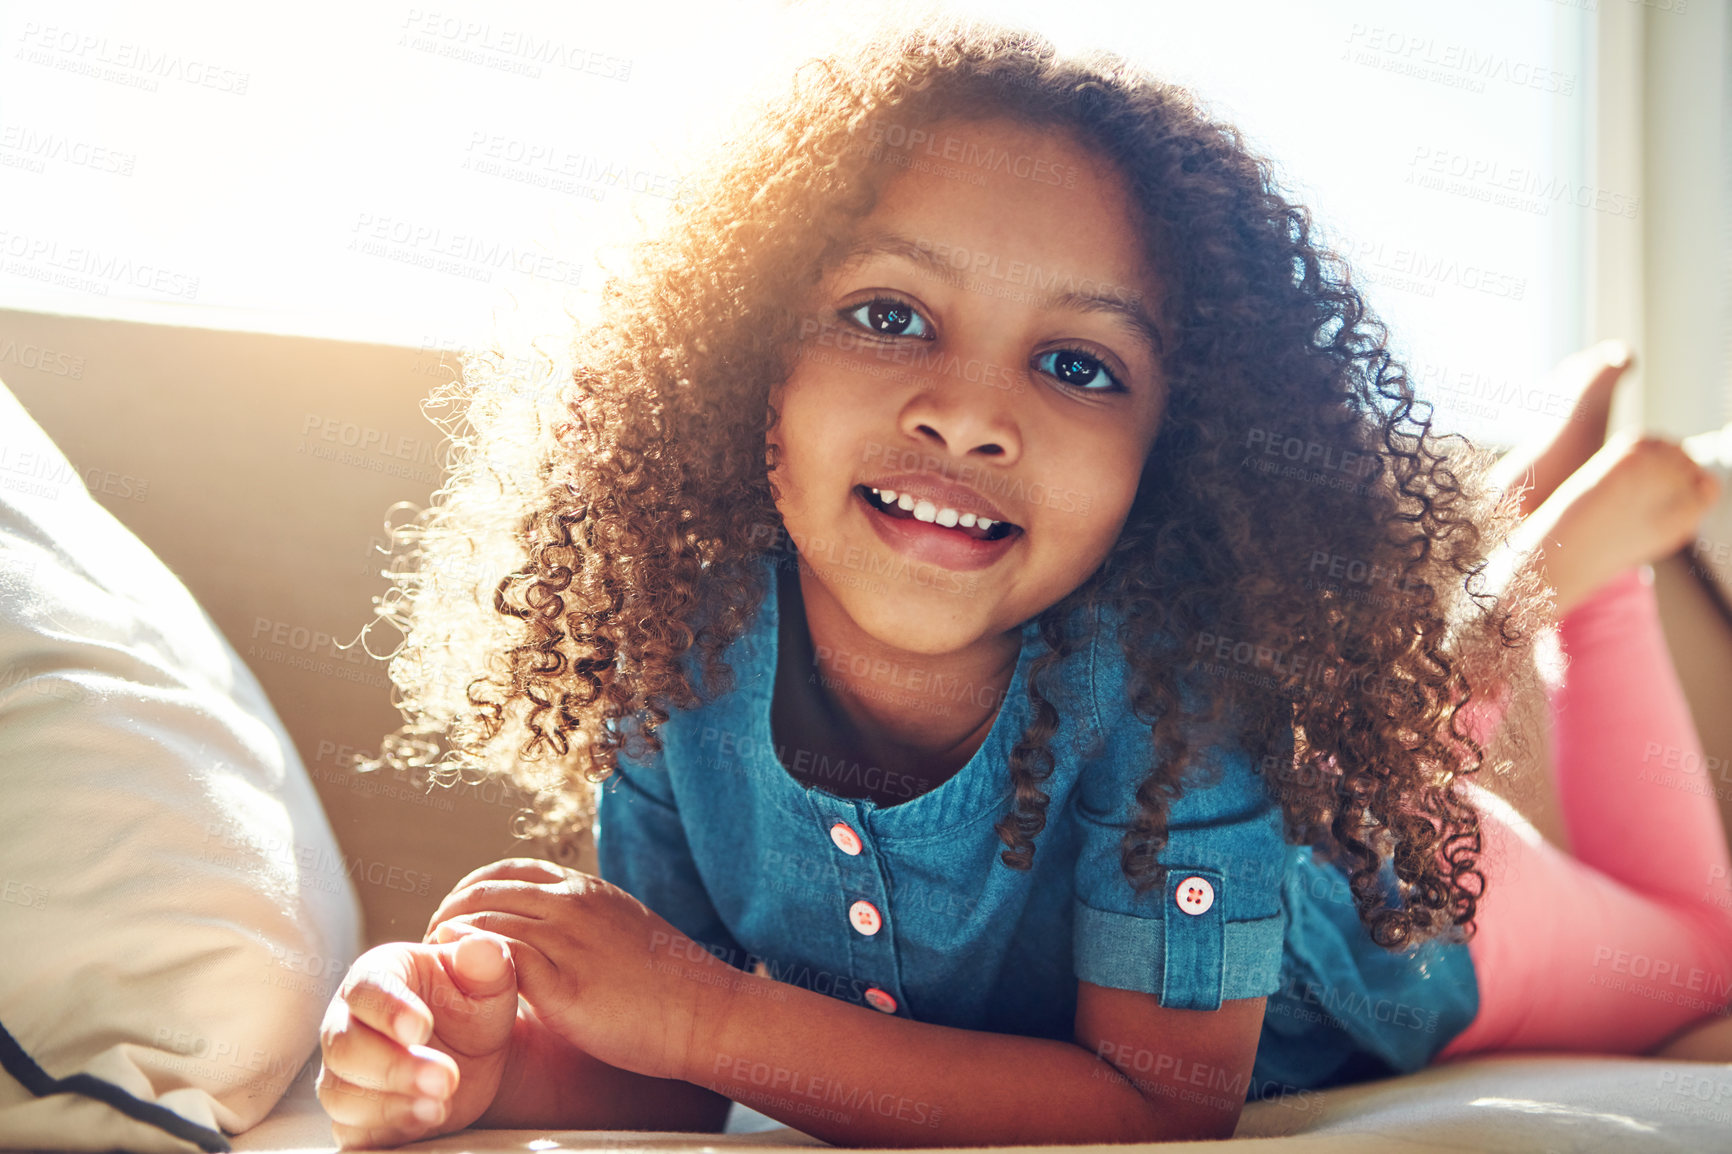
[767,117,1168,656]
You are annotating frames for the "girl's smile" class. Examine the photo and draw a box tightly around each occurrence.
[765,116,1169,765]
[854,480,1021,572]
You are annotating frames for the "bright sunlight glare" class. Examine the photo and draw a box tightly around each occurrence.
[0,0,1595,447]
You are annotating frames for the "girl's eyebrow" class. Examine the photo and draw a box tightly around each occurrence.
[836,231,1166,358]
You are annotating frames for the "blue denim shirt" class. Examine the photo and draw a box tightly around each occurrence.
[595,557,1478,1096]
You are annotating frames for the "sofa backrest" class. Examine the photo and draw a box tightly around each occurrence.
[0,307,573,951]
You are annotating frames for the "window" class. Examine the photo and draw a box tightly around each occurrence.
[0,0,1603,448]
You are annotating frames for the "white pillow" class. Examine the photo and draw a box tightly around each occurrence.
[0,377,362,1153]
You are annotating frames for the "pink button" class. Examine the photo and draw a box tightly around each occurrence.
[830,822,863,856]
[848,899,882,936]
[863,987,898,1013]
[1175,875,1215,916]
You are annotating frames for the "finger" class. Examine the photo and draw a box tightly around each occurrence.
[444,857,570,900]
[317,1063,447,1137]
[335,948,437,1047]
[446,929,515,996]
[1587,350,1631,387]
[423,880,556,941]
[416,931,521,1058]
[441,915,560,994]
[450,849,571,883]
[321,1008,457,1099]
[423,859,571,940]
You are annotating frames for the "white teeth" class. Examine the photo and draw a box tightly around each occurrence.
[868,486,1004,533]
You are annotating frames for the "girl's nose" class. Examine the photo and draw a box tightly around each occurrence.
[897,369,1023,464]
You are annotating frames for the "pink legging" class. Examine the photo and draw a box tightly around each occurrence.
[1434,564,1732,1060]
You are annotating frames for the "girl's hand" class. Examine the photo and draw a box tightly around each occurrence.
[316,933,519,1149]
[423,858,741,1083]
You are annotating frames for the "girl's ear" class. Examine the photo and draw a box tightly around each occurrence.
[765,423,783,471]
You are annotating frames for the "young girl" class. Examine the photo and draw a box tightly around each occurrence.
[315,17,1732,1148]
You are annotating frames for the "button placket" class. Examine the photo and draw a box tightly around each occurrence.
[806,792,908,1017]
[1162,866,1226,1010]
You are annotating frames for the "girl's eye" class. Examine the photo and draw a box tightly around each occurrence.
[1034,349,1124,393]
[843,298,932,339]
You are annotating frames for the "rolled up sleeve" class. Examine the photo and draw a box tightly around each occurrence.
[1072,652,1289,1010]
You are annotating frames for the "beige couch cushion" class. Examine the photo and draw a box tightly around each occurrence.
[0,308,561,956]
[233,1044,1732,1151]
[0,375,361,1151]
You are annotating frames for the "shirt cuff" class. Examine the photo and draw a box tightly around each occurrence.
[1075,892,1286,1010]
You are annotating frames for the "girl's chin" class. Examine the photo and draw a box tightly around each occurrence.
[827,580,1015,650]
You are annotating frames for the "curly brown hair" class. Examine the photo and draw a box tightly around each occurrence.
[353,14,1552,953]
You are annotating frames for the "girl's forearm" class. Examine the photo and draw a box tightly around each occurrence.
[682,972,1201,1147]
[478,1001,733,1132]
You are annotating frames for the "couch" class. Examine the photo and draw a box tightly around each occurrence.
[3,305,1732,1152]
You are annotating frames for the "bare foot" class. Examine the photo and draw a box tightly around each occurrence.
[1489,340,1631,516]
[1516,434,1721,616]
